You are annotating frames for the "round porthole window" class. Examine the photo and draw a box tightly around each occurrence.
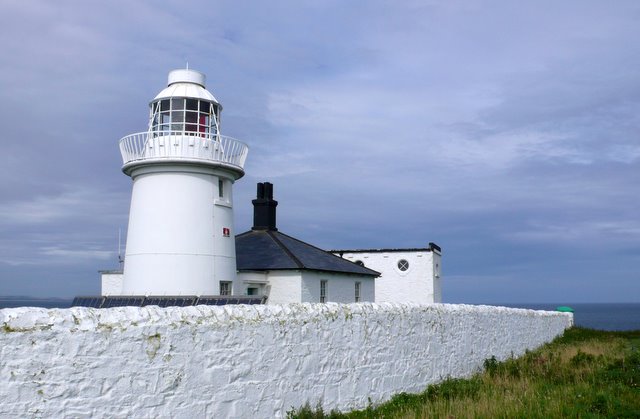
[397,259,409,271]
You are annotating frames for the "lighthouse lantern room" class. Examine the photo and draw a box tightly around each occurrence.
[118,69,248,296]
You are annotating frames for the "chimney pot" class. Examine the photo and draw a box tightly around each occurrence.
[252,182,278,231]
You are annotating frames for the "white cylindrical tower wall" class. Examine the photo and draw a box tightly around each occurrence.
[122,166,238,295]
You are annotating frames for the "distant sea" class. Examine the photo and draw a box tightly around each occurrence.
[0,298,638,331]
[495,303,640,331]
[0,297,72,310]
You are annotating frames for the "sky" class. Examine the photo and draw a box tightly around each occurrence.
[0,0,638,303]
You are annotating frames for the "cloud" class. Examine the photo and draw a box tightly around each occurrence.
[0,187,128,226]
[505,219,640,245]
[1,0,639,301]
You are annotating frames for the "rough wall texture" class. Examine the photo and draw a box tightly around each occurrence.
[0,303,572,418]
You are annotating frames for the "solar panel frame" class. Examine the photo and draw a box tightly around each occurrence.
[71,296,106,308]
[102,296,145,308]
[71,295,266,308]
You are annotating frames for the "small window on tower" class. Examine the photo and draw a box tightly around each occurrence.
[219,281,231,296]
[218,179,224,198]
[355,282,361,302]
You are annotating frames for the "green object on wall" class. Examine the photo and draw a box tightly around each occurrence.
[556,306,574,313]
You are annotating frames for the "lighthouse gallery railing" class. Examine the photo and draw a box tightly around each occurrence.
[119,132,249,170]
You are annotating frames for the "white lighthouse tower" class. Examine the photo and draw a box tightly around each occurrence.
[118,69,248,296]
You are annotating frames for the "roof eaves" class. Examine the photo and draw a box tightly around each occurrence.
[238,267,379,277]
[330,247,431,253]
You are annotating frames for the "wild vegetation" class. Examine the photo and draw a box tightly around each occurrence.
[288,327,640,418]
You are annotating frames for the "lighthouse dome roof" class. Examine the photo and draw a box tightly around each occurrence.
[152,69,220,104]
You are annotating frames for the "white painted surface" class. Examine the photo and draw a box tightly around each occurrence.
[259,270,303,304]
[300,271,375,303]
[100,272,123,295]
[338,249,441,303]
[241,270,376,304]
[123,167,238,295]
[0,304,572,418]
[155,69,218,102]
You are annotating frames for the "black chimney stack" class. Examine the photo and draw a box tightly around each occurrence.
[252,182,278,231]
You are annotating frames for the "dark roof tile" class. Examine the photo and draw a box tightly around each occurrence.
[236,230,379,277]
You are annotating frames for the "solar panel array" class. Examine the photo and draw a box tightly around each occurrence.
[71,295,266,309]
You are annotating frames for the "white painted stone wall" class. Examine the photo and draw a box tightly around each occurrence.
[337,249,441,304]
[0,303,572,418]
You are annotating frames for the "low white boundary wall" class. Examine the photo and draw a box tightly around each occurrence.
[0,303,572,418]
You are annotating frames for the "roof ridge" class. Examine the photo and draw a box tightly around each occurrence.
[268,231,304,269]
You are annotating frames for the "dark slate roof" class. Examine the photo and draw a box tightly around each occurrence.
[235,230,380,277]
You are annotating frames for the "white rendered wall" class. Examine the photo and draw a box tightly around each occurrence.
[243,270,376,304]
[339,250,440,303]
[301,271,375,303]
[123,165,237,295]
[432,251,442,302]
[0,304,572,418]
[100,272,123,295]
[259,270,302,304]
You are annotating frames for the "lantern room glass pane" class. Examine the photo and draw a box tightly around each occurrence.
[186,99,198,111]
[185,111,198,124]
[171,111,184,122]
[160,99,170,111]
[200,101,211,113]
[171,98,184,110]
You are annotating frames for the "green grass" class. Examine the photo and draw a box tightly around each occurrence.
[288,328,640,418]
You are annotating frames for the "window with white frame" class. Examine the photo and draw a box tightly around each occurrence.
[320,280,327,303]
[355,281,361,302]
[219,281,232,296]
